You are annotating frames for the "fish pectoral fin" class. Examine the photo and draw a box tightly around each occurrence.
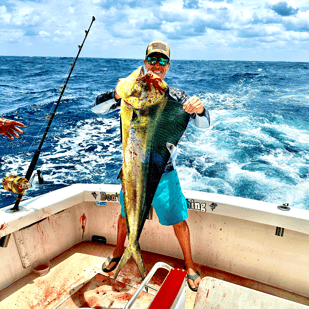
[132,109,138,120]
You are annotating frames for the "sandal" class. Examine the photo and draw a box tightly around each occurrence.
[102,255,122,273]
[186,270,201,292]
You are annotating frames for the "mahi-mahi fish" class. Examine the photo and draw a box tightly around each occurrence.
[114,66,191,280]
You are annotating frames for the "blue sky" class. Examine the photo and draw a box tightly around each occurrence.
[1,0,309,61]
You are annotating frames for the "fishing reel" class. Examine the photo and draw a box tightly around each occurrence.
[2,170,44,195]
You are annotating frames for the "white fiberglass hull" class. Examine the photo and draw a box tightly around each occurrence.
[0,184,308,307]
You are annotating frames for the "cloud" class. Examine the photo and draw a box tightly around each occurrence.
[237,24,282,39]
[1,0,309,60]
[0,5,11,23]
[0,29,24,42]
[39,30,50,38]
[98,0,165,10]
[183,0,201,9]
[283,10,309,32]
[251,10,282,25]
[269,1,299,16]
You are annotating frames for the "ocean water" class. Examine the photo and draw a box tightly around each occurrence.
[1,56,309,210]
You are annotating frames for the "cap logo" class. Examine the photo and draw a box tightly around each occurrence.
[146,41,170,58]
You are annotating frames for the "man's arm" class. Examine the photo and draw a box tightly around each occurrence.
[91,89,121,115]
[169,88,210,129]
[184,96,210,129]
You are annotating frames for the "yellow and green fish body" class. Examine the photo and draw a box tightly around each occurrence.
[114,66,190,280]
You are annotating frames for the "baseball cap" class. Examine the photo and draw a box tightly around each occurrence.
[145,40,170,59]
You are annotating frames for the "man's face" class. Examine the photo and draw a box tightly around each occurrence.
[144,53,170,80]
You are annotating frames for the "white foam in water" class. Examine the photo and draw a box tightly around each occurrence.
[1,58,309,210]
[37,117,123,184]
[178,165,235,195]
[176,100,309,209]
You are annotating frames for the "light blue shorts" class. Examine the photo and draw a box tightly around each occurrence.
[120,169,188,226]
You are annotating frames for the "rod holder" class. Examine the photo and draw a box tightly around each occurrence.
[0,234,11,248]
[275,227,284,237]
[277,203,290,211]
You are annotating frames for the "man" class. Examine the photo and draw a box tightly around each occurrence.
[92,40,210,291]
[0,118,24,140]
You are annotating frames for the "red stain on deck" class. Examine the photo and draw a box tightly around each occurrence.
[83,296,99,308]
[122,277,132,285]
[0,223,6,230]
[37,223,44,236]
[80,213,87,239]
[28,278,68,309]
[112,281,127,292]
[114,292,133,301]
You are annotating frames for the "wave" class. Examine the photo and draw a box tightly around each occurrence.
[1,57,309,210]
[231,72,259,80]
[0,84,20,89]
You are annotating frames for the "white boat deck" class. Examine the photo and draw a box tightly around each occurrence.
[0,241,308,308]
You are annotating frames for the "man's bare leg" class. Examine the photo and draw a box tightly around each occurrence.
[103,214,127,271]
[173,220,201,289]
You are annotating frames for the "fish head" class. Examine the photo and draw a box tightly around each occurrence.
[116,66,168,110]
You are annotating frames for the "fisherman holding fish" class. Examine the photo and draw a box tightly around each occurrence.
[0,118,24,140]
[92,40,210,292]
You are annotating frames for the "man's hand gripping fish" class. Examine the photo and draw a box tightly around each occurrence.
[114,66,190,280]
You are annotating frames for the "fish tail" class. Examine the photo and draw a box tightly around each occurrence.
[113,246,132,280]
[113,242,146,280]
[132,242,146,279]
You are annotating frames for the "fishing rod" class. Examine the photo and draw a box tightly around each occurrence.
[2,16,95,212]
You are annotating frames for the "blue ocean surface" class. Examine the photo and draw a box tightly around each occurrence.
[1,56,309,210]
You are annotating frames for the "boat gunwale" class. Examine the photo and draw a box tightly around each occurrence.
[1,183,309,238]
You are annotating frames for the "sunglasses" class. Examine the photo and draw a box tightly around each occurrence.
[146,56,169,66]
